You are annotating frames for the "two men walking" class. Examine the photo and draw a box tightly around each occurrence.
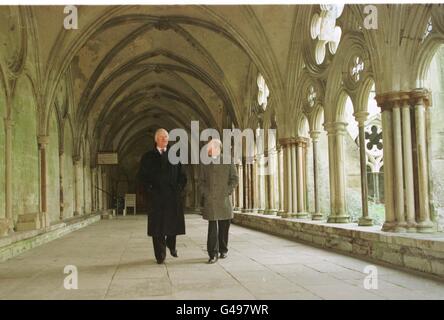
[137,129,238,264]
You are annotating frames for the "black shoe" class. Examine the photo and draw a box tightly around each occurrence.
[208,256,218,264]
[169,249,178,258]
[219,252,228,259]
[156,258,165,264]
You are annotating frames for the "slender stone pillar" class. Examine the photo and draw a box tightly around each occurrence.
[324,122,350,223]
[266,148,278,215]
[400,94,416,231]
[392,100,407,231]
[3,118,14,233]
[102,171,108,210]
[412,91,435,233]
[38,135,50,228]
[354,112,373,226]
[379,103,396,231]
[310,131,323,220]
[295,138,308,218]
[242,159,249,212]
[73,156,82,216]
[257,153,266,214]
[238,163,244,211]
[59,151,65,219]
[282,141,293,218]
[290,142,298,217]
[277,146,285,216]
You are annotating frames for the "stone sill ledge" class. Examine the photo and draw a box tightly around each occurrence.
[233,212,444,278]
[0,212,102,262]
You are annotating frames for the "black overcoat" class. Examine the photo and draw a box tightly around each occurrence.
[137,146,187,236]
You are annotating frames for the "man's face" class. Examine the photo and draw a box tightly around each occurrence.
[156,130,169,149]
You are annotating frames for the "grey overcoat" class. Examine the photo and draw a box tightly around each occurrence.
[198,156,239,221]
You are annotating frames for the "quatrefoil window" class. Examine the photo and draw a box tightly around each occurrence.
[310,4,344,64]
[257,74,270,111]
[350,56,365,82]
[308,86,317,107]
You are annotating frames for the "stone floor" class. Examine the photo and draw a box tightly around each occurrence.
[0,214,443,300]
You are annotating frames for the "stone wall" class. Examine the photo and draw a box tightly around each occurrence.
[429,44,444,231]
[233,212,444,278]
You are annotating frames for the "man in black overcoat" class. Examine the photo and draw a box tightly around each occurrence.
[137,128,187,264]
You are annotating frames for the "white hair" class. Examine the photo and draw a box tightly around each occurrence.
[154,128,168,142]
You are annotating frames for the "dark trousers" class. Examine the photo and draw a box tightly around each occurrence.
[152,235,176,261]
[207,220,230,259]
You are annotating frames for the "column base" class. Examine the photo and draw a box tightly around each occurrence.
[0,219,12,237]
[311,213,323,221]
[277,210,286,217]
[327,215,350,223]
[257,209,265,214]
[405,222,418,233]
[263,209,277,215]
[417,220,436,233]
[241,208,251,213]
[73,211,80,217]
[295,212,309,219]
[280,212,294,218]
[358,216,374,226]
[40,212,50,228]
[382,221,397,232]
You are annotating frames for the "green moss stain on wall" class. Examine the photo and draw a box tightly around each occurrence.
[0,91,5,219]
[47,111,60,222]
[63,123,74,218]
[12,78,39,220]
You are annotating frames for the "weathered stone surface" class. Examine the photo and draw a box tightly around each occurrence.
[233,212,444,278]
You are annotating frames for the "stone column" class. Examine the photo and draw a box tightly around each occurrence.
[392,100,407,231]
[400,94,416,230]
[242,159,249,212]
[102,171,108,210]
[73,156,82,216]
[59,151,65,219]
[2,118,14,234]
[354,112,373,226]
[295,138,308,218]
[38,135,50,228]
[90,166,95,212]
[238,163,244,211]
[264,148,277,215]
[310,131,322,220]
[324,122,350,223]
[279,139,293,218]
[257,153,266,214]
[277,145,285,216]
[97,166,103,210]
[378,101,396,231]
[412,91,435,233]
[290,141,298,217]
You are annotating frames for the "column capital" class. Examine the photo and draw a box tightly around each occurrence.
[353,111,369,125]
[323,122,347,135]
[375,89,431,112]
[37,135,50,148]
[309,130,321,141]
[411,88,432,108]
[278,137,295,146]
[295,137,309,147]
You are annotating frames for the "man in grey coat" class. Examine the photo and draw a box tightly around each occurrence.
[199,138,239,264]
